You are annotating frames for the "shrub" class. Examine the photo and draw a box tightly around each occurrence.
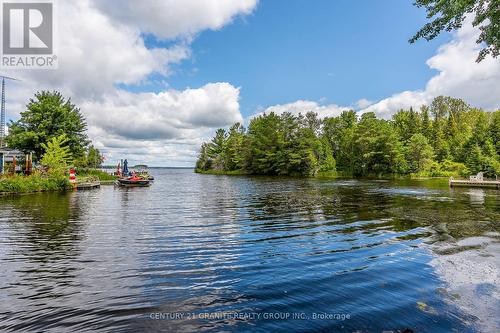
[0,173,70,194]
[40,134,72,175]
[76,168,117,181]
[440,160,470,177]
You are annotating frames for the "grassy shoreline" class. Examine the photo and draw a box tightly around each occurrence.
[0,169,117,195]
[76,169,118,181]
[0,174,71,195]
[195,169,249,176]
[195,169,457,180]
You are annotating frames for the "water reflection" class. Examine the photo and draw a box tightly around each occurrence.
[0,191,87,332]
[430,235,500,332]
[0,170,498,332]
[466,188,486,206]
[0,191,85,259]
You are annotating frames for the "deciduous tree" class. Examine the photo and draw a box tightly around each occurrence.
[410,0,499,62]
[6,91,89,160]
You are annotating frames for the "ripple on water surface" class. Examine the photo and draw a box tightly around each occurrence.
[0,170,498,332]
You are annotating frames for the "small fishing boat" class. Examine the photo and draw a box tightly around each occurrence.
[134,164,154,181]
[116,176,150,187]
[115,160,152,186]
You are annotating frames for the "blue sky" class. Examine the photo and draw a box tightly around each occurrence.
[7,0,498,166]
[140,0,447,117]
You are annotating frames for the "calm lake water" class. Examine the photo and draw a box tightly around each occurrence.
[0,168,499,332]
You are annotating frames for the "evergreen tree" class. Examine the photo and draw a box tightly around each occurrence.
[86,146,103,168]
[196,97,500,178]
[246,113,282,174]
[209,129,227,170]
[421,105,432,140]
[195,143,212,171]
[490,110,500,156]
[406,134,435,173]
[225,123,245,170]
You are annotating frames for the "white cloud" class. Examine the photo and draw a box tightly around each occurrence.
[92,0,258,40]
[360,90,429,119]
[256,100,348,119]
[77,81,243,167]
[253,20,500,126]
[431,236,500,333]
[4,0,192,98]
[3,0,255,166]
[355,98,374,109]
[360,18,500,118]
[82,82,241,141]
[4,3,499,167]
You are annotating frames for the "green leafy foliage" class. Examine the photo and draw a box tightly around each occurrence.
[410,0,499,62]
[40,134,72,174]
[197,112,337,176]
[406,133,435,173]
[3,91,107,194]
[0,173,70,193]
[74,145,104,168]
[6,91,90,160]
[76,168,117,181]
[197,96,500,178]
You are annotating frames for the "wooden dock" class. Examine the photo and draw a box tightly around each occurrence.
[99,180,116,185]
[449,178,500,189]
[76,181,101,190]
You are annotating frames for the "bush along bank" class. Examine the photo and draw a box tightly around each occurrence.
[0,173,71,195]
[76,168,118,181]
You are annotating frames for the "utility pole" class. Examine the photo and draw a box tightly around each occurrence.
[0,75,19,148]
[0,78,5,147]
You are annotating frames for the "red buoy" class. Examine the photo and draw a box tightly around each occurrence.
[69,169,77,188]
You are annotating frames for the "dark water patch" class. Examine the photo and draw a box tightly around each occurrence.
[0,169,498,332]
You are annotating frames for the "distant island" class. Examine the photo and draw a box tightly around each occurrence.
[196,96,500,178]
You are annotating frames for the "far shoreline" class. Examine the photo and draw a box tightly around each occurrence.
[194,168,454,181]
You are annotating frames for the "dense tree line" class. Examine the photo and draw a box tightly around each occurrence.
[6,91,104,168]
[196,96,500,178]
